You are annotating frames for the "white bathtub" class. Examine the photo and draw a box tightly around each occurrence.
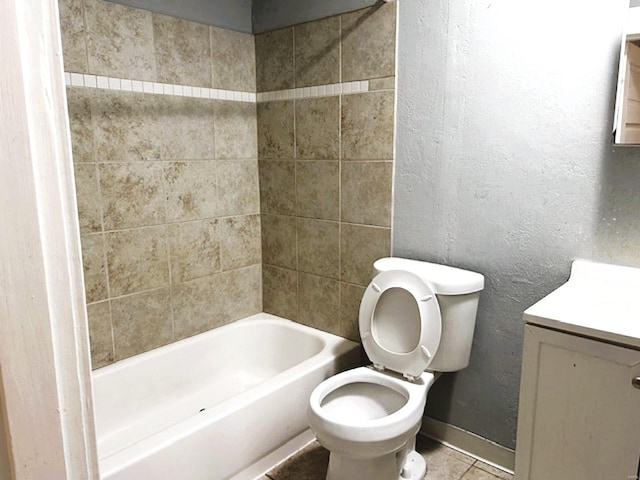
[92,313,360,480]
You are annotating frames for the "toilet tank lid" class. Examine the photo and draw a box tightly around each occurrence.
[373,257,485,295]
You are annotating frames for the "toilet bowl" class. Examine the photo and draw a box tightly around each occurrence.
[307,257,484,480]
[309,366,436,480]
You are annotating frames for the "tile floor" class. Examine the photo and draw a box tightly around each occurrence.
[261,436,513,480]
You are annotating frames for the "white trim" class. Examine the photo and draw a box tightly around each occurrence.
[0,0,98,478]
[256,80,370,102]
[419,416,515,475]
[64,72,257,103]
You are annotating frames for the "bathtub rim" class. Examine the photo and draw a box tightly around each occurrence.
[92,313,349,381]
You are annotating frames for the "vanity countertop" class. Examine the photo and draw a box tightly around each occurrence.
[524,259,640,349]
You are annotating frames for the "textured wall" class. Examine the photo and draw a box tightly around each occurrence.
[394,0,640,449]
[252,0,378,34]
[107,0,252,33]
[256,3,396,339]
[59,0,261,368]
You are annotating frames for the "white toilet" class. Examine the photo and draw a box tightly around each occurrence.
[307,257,484,480]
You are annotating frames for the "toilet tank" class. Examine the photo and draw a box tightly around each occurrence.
[373,258,484,372]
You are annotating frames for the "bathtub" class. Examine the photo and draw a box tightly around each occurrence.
[92,313,360,480]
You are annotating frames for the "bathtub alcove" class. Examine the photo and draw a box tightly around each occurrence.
[93,313,360,480]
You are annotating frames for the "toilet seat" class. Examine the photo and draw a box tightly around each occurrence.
[308,367,433,446]
[359,270,442,379]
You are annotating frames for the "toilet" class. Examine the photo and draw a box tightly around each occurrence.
[307,257,484,480]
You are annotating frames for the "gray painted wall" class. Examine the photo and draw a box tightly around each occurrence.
[108,0,253,32]
[394,0,639,449]
[107,0,376,33]
[252,0,378,33]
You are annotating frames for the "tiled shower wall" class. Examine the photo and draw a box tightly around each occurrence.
[59,0,261,368]
[256,3,396,341]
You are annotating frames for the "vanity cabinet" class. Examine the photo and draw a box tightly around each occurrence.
[514,260,640,480]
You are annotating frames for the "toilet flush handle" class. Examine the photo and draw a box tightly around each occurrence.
[633,377,640,389]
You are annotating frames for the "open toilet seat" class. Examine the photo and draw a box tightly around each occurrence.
[308,367,434,451]
[359,270,443,379]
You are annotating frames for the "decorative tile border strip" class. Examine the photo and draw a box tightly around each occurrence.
[256,80,369,102]
[64,72,257,103]
[64,73,371,103]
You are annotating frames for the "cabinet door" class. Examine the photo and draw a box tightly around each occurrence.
[515,325,640,480]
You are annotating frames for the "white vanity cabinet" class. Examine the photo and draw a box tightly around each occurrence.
[514,260,640,480]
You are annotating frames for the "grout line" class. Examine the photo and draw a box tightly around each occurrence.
[459,462,475,479]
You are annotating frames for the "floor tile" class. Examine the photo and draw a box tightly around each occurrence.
[264,436,513,480]
[472,461,513,480]
[421,449,473,480]
[266,441,328,480]
[460,466,504,480]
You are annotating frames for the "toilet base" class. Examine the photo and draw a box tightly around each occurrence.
[325,449,426,480]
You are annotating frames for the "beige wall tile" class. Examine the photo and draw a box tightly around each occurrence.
[341,161,393,226]
[58,0,88,73]
[168,219,220,284]
[81,234,108,304]
[369,76,396,91]
[211,27,256,92]
[99,162,165,230]
[160,96,215,160]
[340,223,390,285]
[172,274,226,339]
[86,300,113,368]
[341,91,395,160]
[255,27,294,92]
[164,161,218,222]
[257,100,295,159]
[295,97,340,160]
[91,90,162,162]
[66,87,94,163]
[153,14,211,88]
[214,101,258,159]
[216,160,260,216]
[263,265,297,320]
[341,3,396,82]
[259,161,296,215]
[297,218,339,279]
[340,282,365,342]
[295,161,339,221]
[84,0,156,80]
[261,214,297,269]
[219,265,262,323]
[294,16,340,88]
[219,214,262,270]
[174,266,261,337]
[111,288,173,360]
[298,272,340,335]
[106,226,169,297]
[74,163,103,233]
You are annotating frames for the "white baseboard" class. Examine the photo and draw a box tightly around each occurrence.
[419,417,515,474]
